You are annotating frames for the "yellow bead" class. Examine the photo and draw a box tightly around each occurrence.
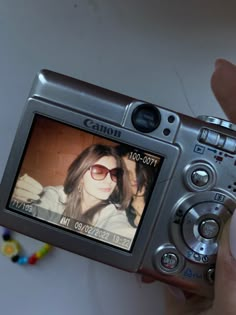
[37,244,52,257]
[39,248,47,256]
[43,244,52,251]
[35,251,43,259]
[1,240,20,258]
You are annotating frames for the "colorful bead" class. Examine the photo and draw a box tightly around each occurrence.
[1,240,20,258]
[39,245,50,256]
[18,256,28,265]
[3,233,11,241]
[28,254,38,265]
[11,255,20,263]
[43,244,52,250]
[35,251,43,259]
[1,228,52,266]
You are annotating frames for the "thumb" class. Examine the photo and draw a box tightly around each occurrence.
[213,210,236,314]
[211,58,236,124]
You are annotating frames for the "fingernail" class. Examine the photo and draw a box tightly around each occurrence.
[229,210,236,260]
[167,285,186,302]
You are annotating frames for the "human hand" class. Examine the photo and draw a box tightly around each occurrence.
[166,59,236,315]
[12,174,43,203]
[211,59,236,124]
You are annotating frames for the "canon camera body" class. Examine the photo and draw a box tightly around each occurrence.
[0,70,235,297]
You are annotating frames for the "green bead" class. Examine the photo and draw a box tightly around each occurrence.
[39,247,48,255]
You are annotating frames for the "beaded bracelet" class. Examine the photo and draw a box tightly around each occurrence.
[1,228,52,265]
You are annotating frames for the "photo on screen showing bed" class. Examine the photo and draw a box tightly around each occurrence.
[8,115,163,251]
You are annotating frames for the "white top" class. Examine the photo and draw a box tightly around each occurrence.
[33,186,136,240]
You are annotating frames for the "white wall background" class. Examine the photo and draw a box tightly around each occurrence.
[0,1,236,314]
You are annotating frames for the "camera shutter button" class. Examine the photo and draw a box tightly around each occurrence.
[191,169,209,187]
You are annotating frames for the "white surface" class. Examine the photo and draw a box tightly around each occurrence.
[0,1,236,314]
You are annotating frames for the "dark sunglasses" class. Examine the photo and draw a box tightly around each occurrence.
[89,164,123,182]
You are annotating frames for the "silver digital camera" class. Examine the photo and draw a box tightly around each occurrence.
[0,70,235,297]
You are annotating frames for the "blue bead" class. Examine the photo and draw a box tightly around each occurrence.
[18,257,24,264]
[18,256,28,265]
[2,228,11,241]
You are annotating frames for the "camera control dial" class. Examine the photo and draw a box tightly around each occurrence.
[182,202,230,256]
[171,191,235,265]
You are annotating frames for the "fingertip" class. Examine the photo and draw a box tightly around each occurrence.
[214,58,230,70]
[213,58,236,73]
[210,58,236,123]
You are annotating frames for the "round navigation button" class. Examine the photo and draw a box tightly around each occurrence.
[191,169,209,187]
[184,162,216,192]
[161,253,179,270]
[153,244,185,275]
[199,219,220,239]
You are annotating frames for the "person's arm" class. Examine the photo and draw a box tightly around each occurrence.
[12,174,43,202]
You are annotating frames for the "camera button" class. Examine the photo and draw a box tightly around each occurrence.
[206,267,215,284]
[199,128,236,154]
[153,245,185,275]
[199,219,220,239]
[184,162,216,192]
[191,169,209,187]
[161,253,179,270]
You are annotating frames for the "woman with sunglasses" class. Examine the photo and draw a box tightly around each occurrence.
[62,144,132,227]
[12,144,135,238]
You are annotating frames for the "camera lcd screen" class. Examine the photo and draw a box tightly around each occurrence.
[7,115,163,251]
